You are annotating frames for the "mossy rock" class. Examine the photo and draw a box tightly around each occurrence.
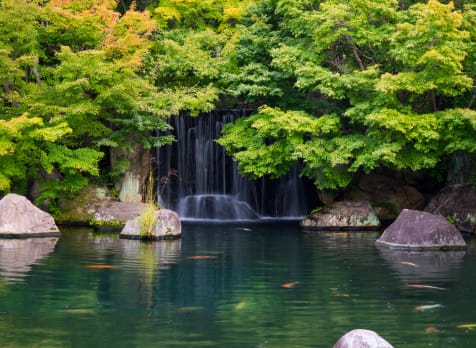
[56,185,117,225]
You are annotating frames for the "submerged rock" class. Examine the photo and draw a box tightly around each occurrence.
[426,184,476,233]
[301,201,380,230]
[333,329,393,348]
[376,209,466,250]
[120,208,181,241]
[0,194,60,237]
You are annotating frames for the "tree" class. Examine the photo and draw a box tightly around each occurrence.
[219,0,476,190]
[144,0,253,111]
[0,0,103,199]
[0,0,171,203]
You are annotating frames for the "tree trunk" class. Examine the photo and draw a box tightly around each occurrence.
[446,152,476,185]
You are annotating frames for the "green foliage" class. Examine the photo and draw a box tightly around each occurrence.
[379,0,471,97]
[151,0,248,30]
[139,172,158,237]
[0,111,102,198]
[90,215,123,227]
[139,204,157,237]
[2,0,476,205]
[446,215,456,225]
[219,0,476,190]
[308,206,323,216]
[0,0,180,204]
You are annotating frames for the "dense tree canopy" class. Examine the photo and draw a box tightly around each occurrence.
[219,0,476,189]
[1,0,475,206]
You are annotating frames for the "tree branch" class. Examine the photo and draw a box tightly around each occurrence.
[345,35,365,71]
[32,66,41,84]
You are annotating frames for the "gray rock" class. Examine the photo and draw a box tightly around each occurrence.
[56,185,118,224]
[426,184,476,233]
[56,183,160,226]
[301,201,380,230]
[376,209,466,250]
[93,201,152,226]
[333,329,393,348]
[344,173,425,221]
[120,208,181,240]
[0,194,60,237]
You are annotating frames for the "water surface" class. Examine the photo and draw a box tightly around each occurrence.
[0,222,475,347]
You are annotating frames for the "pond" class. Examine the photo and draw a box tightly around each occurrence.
[0,221,476,347]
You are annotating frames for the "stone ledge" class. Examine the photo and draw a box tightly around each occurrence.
[301,200,380,231]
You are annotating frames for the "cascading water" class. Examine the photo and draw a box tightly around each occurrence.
[156,110,315,221]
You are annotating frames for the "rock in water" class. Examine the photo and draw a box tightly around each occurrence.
[376,209,466,250]
[333,329,393,348]
[120,208,181,241]
[0,194,60,237]
[301,201,380,230]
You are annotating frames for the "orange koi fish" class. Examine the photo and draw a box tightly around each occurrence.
[425,326,439,333]
[407,284,446,290]
[86,264,116,269]
[187,255,217,259]
[281,281,300,289]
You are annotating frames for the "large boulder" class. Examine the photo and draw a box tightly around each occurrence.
[92,201,152,227]
[56,185,117,224]
[426,185,476,233]
[0,194,60,237]
[120,208,181,240]
[333,329,393,348]
[301,201,380,230]
[56,184,156,226]
[344,173,425,221]
[376,209,466,250]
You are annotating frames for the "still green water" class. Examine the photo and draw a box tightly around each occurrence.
[0,222,475,347]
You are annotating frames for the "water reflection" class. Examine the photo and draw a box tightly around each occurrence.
[304,230,381,251]
[377,247,466,284]
[2,226,476,348]
[0,237,58,283]
[119,239,181,269]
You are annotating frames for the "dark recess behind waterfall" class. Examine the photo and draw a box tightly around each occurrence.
[156,110,318,219]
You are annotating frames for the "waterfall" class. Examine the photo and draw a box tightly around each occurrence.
[156,110,315,221]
